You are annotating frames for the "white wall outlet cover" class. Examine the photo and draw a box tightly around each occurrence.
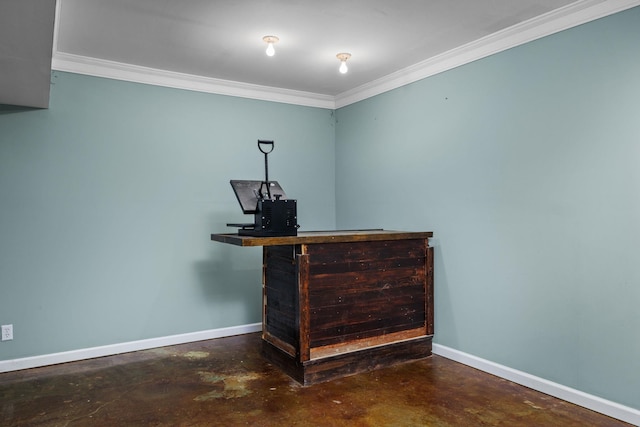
[1,324,13,341]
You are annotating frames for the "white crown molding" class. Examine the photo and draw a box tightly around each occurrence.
[433,344,640,426]
[51,0,639,110]
[0,323,261,373]
[51,52,336,110]
[335,0,640,108]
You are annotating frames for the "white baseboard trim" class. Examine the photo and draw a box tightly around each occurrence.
[0,323,262,374]
[433,344,640,426]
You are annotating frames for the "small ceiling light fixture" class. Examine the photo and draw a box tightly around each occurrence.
[263,35,279,57]
[336,52,351,74]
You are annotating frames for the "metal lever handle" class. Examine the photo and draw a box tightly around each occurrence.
[258,140,274,154]
[258,140,274,200]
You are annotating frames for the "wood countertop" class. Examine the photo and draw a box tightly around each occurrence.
[211,229,433,247]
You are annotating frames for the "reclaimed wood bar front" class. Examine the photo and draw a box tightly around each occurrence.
[210,230,434,385]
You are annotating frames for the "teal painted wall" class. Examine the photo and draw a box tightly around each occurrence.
[0,71,336,359]
[335,8,640,409]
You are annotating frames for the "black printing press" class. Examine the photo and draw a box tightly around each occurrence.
[227,140,299,237]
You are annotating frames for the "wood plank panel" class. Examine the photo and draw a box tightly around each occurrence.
[309,312,426,347]
[310,327,427,360]
[310,320,427,349]
[309,280,425,306]
[307,240,426,264]
[264,245,299,350]
[305,238,428,351]
[309,258,425,276]
[264,313,298,344]
[309,289,425,324]
[309,303,426,331]
[308,269,425,296]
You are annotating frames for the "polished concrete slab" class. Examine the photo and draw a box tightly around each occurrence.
[0,333,630,426]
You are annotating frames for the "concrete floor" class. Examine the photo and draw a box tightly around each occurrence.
[0,333,630,426]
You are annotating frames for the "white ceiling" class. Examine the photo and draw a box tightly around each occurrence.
[52,0,636,107]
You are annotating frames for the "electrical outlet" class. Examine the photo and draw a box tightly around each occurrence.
[1,324,13,341]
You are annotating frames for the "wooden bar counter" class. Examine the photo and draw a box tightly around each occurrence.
[211,230,434,385]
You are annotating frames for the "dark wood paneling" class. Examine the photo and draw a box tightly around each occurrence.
[261,340,305,384]
[308,239,426,264]
[309,281,425,306]
[254,234,434,385]
[264,245,299,349]
[308,269,425,296]
[310,321,426,348]
[310,300,426,347]
[304,239,427,349]
[309,289,425,326]
[265,244,297,260]
[309,257,425,276]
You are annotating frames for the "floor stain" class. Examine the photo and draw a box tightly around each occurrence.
[195,371,261,401]
[524,399,544,410]
[183,351,210,360]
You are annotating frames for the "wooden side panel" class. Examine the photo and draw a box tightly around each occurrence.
[263,245,299,354]
[426,244,434,336]
[306,239,427,352]
[298,248,310,362]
